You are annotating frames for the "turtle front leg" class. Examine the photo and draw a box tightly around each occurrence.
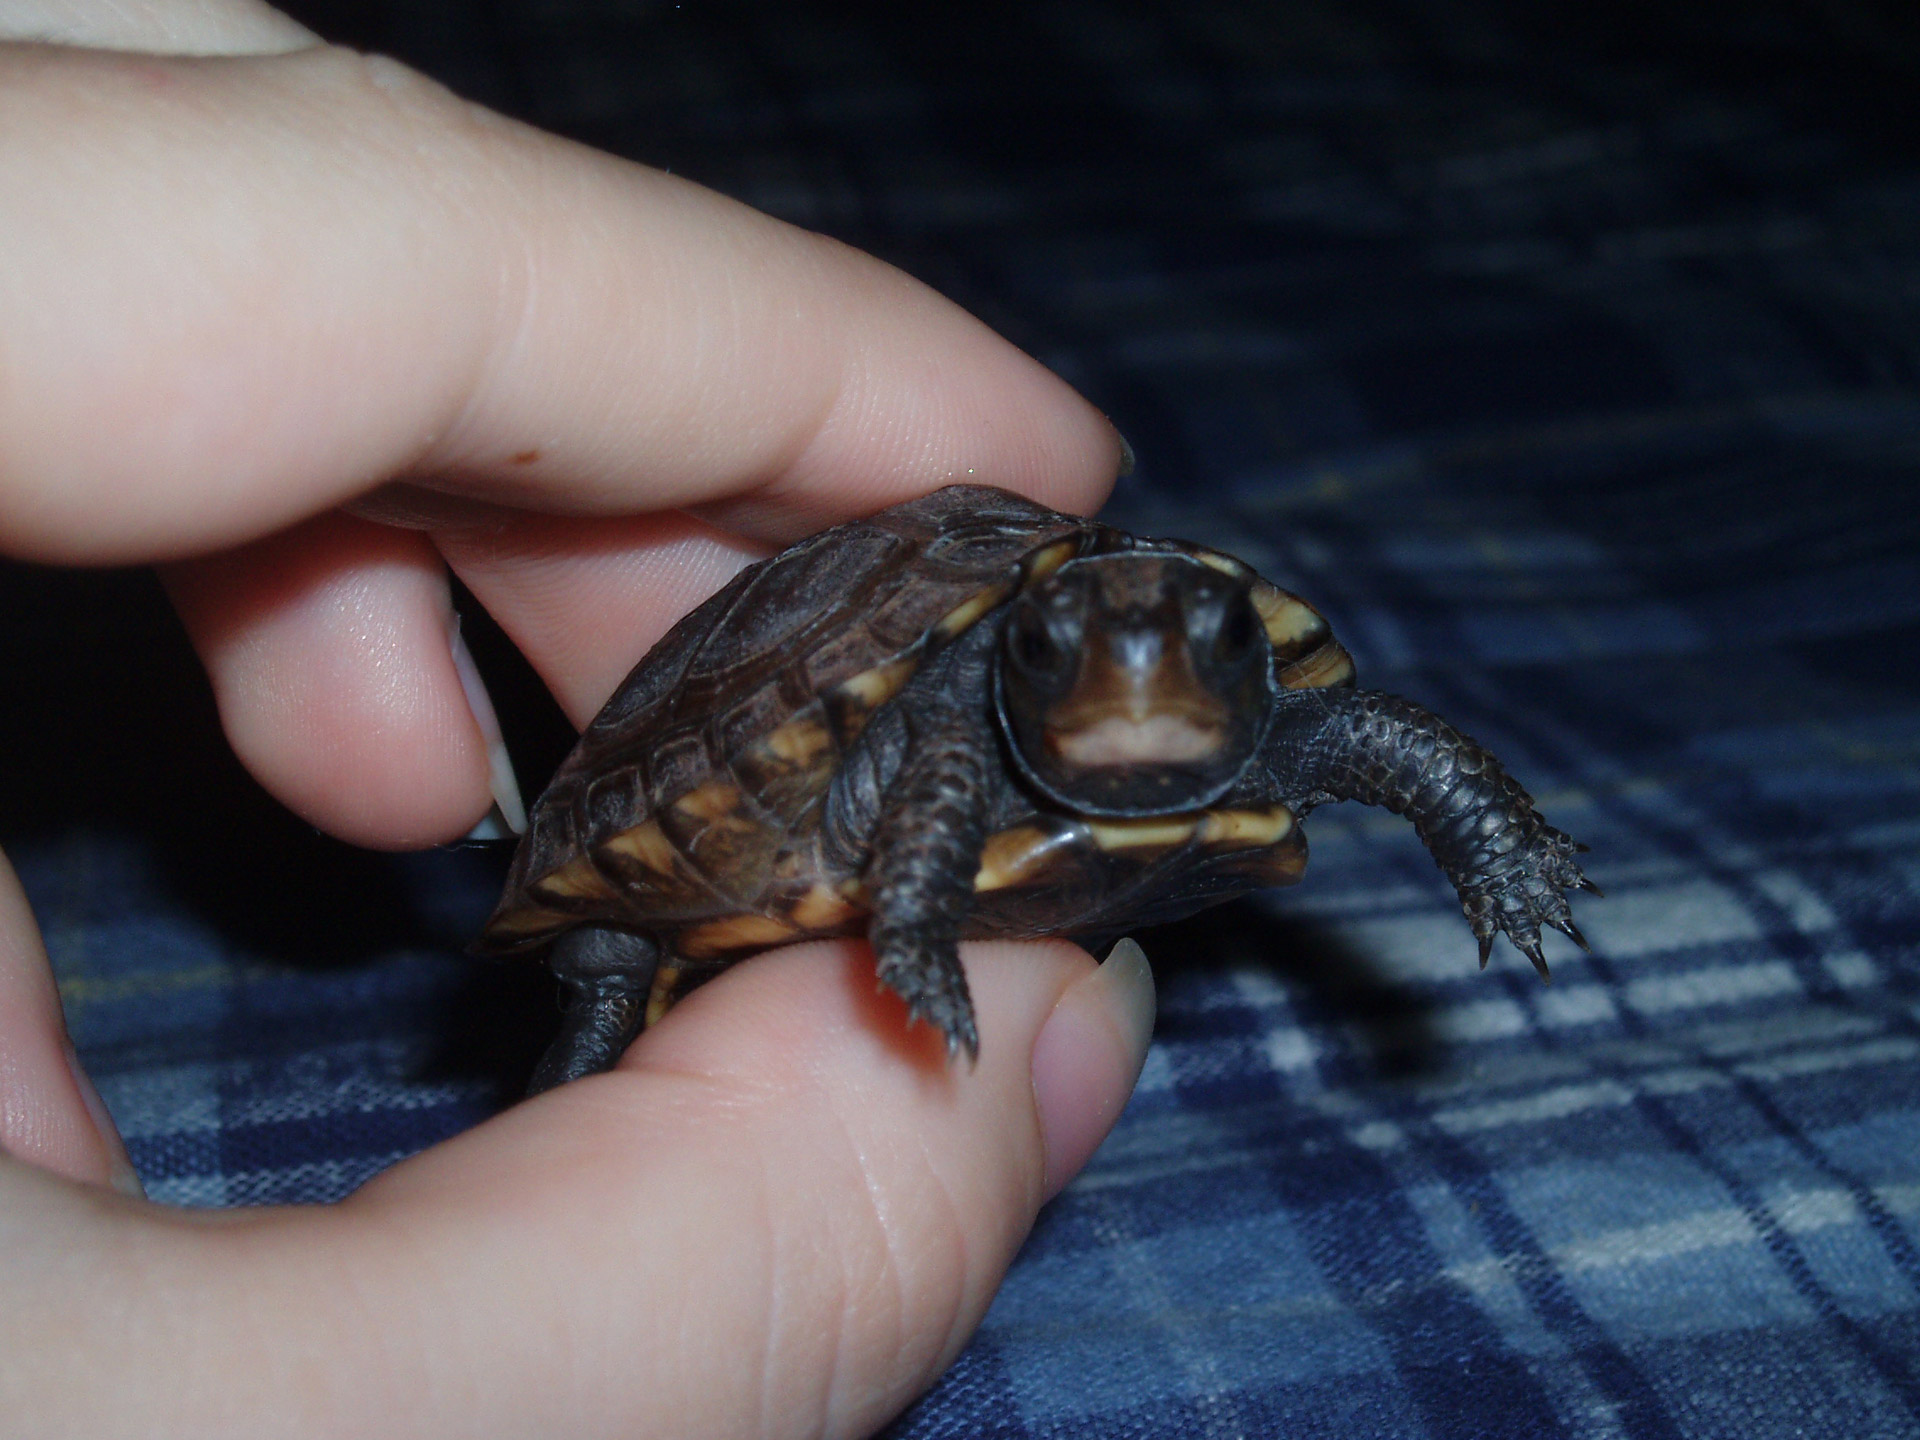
[528,925,661,1095]
[1265,689,1597,978]
[864,728,993,1062]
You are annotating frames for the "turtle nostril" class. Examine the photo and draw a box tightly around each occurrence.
[1114,628,1162,672]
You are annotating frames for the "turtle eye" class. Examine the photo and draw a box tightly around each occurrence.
[1009,605,1068,679]
[1214,597,1260,662]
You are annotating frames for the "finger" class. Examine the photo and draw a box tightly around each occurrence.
[166,505,759,840]
[351,940,1146,1438]
[162,512,499,847]
[339,939,1152,1439]
[435,510,768,724]
[0,0,315,53]
[0,849,141,1193]
[1,939,1152,1437]
[0,43,1123,568]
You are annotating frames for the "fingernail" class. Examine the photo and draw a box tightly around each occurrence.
[448,613,528,838]
[66,1044,144,1199]
[1031,937,1155,1200]
[1114,429,1137,478]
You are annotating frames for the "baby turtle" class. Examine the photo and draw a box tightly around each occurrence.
[481,485,1595,1092]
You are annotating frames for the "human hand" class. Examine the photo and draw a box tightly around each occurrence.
[0,4,1146,1436]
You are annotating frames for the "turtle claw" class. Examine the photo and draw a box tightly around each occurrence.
[1549,913,1591,953]
[946,1017,982,1067]
[1519,938,1552,983]
[1453,819,1596,984]
[1576,876,1605,899]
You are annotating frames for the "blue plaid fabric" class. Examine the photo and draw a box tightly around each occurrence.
[8,1,1920,1435]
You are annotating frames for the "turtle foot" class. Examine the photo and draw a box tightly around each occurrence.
[528,926,659,1096]
[874,940,980,1064]
[1460,824,1595,983]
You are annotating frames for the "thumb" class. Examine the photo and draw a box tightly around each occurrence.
[0,848,142,1196]
[340,937,1155,1439]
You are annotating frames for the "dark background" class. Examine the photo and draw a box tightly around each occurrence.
[6,3,1920,1436]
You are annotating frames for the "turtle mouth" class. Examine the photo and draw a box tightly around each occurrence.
[1048,713,1226,766]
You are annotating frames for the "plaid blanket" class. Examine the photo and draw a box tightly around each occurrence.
[9,1,1919,1435]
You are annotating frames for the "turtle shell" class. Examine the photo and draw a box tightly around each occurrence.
[479,486,1098,954]
[479,485,1356,974]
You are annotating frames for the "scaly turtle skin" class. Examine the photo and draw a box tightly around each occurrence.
[480,485,1595,1093]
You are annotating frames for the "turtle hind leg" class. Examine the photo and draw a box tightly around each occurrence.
[528,926,661,1096]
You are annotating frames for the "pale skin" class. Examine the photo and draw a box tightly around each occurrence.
[0,4,1156,1436]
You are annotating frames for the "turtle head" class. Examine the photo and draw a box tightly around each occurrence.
[994,552,1274,817]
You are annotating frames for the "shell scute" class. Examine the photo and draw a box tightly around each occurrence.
[689,529,908,691]
[659,780,780,902]
[644,729,712,813]
[715,680,798,761]
[731,707,838,821]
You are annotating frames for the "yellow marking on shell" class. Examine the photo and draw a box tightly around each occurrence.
[935,583,1012,640]
[1279,643,1356,690]
[598,819,679,876]
[1086,817,1200,851]
[974,824,1080,891]
[1250,583,1328,649]
[1194,550,1250,579]
[835,652,920,710]
[791,883,861,929]
[679,913,800,959]
[645,961,682,1027]
[486,905,569,938]
[529,853,619,904]
[673,778,742,823]
[1198,806,1295,848]
[1023,539,1081,583]
[764,714,834,767]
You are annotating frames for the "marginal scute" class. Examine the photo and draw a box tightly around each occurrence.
[791,882,862,929]
[1234,838,1310,888]
[1087,817,1200,851]
[487,903,570,938]
[1198,806,1295,847]
[679,913,800,958]
[1023,538,1082,584]
[974,823,1081,891]
[581,767,643,839]
[1193,550,1250,579]
[834,651,921,711]
[598,819,679,877]
[529,852,621,904]
[934,583,1012,640]
[1250,582,1329,650]
[1278,642,1356,690]
[645,961,683,1026]
[672,778,743,824]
